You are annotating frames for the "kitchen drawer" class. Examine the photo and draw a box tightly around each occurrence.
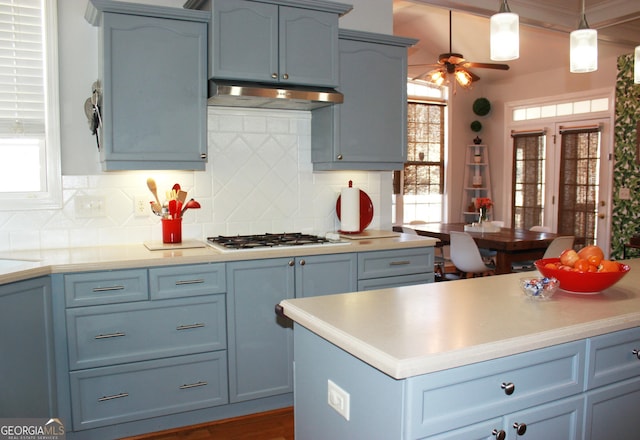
[67,295,226,370]
[69,351,228,431]
[149,263,226,300]
[358,248,433,280]
[357,272,434,291]
[404,340,586,439]
[586,326,640,389]
[64,269,148,307]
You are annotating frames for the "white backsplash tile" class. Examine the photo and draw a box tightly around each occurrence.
[0,107,390,252]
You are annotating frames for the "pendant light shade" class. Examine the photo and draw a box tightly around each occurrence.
[635,46,640,84]
[570,0,598,73]
[490,0,519,61]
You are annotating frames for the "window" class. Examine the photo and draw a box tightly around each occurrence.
[511,131,546,229]
[0,0,61,209]
[393,81,446,224]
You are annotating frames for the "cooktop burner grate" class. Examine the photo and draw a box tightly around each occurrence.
[206,232,344,251]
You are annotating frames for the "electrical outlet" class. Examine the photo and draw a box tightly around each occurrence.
[327,379,350,421]
[134,195,150,217]
[619,187,631,200]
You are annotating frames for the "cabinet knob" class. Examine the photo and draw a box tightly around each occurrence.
[282,73,289,80]
[501,382,515,395]
[491,429,506,440]
[299,259,306,266]
[512,422,527,435]
[200,153,207,160]
[288,259,295,267]
[337,154,343,160]
[632,349,640,359]
[271,73,278,79]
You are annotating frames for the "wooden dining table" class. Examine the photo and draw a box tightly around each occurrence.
[394,223,557,274]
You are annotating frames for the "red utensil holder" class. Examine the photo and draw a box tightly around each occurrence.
[162,218,182,243]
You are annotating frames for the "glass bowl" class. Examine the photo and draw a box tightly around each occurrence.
[520,276,560,300]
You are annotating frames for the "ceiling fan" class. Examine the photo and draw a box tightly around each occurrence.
[412,10,510,88]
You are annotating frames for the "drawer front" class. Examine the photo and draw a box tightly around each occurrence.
[67,295,226,370]
[69,351,228,431]
[405,340,586,439]
[149,263,226,300]
[64,269,148,307]
[586,326,640,389]
[358,248,433,280]
[357,272,434,291]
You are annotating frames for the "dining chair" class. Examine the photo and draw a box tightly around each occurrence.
[401,226,454,281]
[512,236,575,271]
[449,231,495,278]
[530,225,551,232]
[542,236,575,258]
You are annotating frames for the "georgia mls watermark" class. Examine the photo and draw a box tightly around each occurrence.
[0,418,65,440]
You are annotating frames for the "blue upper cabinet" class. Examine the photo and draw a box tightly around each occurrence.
[85,0,210,171]
[312,30,417,171]
[192,0,352,87]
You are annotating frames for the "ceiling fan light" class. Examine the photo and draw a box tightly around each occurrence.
[430,70,446,86]
[454,70,472,88]
[570,28,598,73]
[635,46,640,84]
[490,11,519,61]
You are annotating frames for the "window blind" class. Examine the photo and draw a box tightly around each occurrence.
[0,0,44,135]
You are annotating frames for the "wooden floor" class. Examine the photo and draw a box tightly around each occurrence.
[122,407,294,440]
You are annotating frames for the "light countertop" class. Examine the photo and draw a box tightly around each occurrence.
[280,259,640,379]
[0,232,436,285]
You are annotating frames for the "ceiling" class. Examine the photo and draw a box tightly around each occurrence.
[393,0,640,84]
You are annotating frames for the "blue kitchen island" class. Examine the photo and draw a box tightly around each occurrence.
[279,260,640,439]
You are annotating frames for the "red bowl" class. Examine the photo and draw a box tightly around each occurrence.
[534,258,630,294]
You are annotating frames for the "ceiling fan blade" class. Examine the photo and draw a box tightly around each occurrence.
[445,54,465,65]
[462,62,510,71]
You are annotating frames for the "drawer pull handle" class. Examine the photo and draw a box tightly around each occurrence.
[98,392,129,402]
[175,279,205,286]
[92,285,125,292]
[389,260,411,266]
[177,323,205,331]
[491,429,506,440]
[512,422,527,435]
[179,381,208,390]
[95,332,126,339]
[632,349,640,359]
[501,382,515,395]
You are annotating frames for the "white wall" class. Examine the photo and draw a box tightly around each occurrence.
[0,0,395,252]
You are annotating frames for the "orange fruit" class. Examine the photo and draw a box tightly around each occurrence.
[578,245,604,265]
[599,260,619,273]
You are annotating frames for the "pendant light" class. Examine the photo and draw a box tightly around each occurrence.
[490,0,519,61]
[635,46,640,84]
[570,0,598,73]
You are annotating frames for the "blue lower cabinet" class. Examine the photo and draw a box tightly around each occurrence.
[69,352,228,431]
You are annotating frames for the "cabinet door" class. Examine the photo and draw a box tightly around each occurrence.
[100,12,208,170]
[295,253,357,298]
[279,6,339,87]
[227,258,295,402]
[311,32,415,171]
[211,0,278,82]
[0,277,56,417]
[584,376,640,440]
[503,396,583,440]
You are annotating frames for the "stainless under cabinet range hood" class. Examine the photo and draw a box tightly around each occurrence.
[207,79,344,111]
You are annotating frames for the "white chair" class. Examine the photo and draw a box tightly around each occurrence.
[449,231,495,278]
[542,236,575,258]
[530,225,551,232]
[512,236,575,271]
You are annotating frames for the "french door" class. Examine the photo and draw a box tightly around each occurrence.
[549,119,612,253]
[512,118,612,255]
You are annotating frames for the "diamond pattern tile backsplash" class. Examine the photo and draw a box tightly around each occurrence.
[0,107,389,252]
